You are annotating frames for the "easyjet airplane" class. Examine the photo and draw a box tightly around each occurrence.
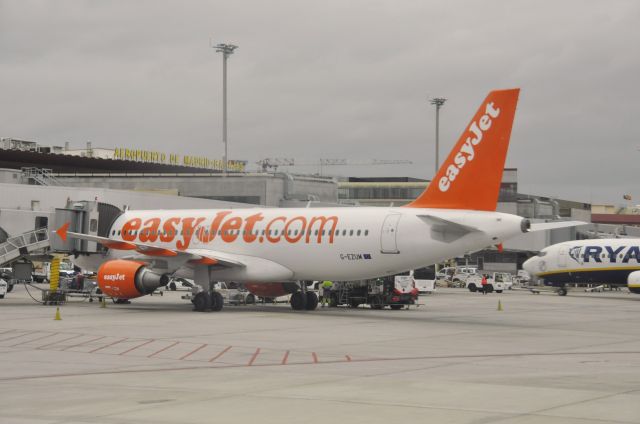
[55,88,582,311]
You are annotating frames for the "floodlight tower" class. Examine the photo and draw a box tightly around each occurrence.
[213,43,238,174]
[430,97,447,174]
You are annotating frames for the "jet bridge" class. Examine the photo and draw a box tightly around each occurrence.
[51,200,122,255]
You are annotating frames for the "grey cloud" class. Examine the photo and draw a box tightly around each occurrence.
[1,0,639,204]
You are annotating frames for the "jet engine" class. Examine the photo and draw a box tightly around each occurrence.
[627,270,640,294]
[97,259,167,299]
[244,282,300,299]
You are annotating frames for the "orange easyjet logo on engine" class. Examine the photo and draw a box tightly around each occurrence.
[120,213,339,250]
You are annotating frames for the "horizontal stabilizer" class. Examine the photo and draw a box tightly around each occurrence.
[529,221,587,232]
[417,215,482,243]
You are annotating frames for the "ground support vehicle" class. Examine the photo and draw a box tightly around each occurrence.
[436,266,478,285]
[165,277,194,291]
[183,281,256,310]
[328,277,419,310]
[214,282,256,305]
[398,268,436,294]
[466,272,513,293]
[32,261,75,284]
[0,268,15,293]
[0,278,7,299]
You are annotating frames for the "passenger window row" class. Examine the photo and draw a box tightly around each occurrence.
[111,228,371,238]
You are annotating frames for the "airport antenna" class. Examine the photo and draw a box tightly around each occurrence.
[212,42,238,174]
[429,97,447,175]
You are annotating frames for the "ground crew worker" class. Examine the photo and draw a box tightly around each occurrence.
[320,280,333,307]
[481,274,488,295]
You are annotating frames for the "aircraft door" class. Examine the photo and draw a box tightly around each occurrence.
[380,213,401,254]
[558,246,568,267]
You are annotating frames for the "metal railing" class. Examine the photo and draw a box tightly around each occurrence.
[21,167,61,186]
[0,227,50,266]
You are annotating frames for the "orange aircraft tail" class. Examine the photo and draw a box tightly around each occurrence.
[407,88,520,211]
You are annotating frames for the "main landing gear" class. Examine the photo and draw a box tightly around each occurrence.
[290,290,318,311]
[193,290,224,312]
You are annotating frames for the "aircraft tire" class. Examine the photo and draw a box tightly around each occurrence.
[305,292,318,310]
[557,287,568,296]
[169,282,177,291]
[245,293,256,304]
[496,290,503,293]
[468,284,477,292]
[193,292,211,312]
[211,291,224,311]
[290,292,306,310]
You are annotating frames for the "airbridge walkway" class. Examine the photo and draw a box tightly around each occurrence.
[0,228,50,267]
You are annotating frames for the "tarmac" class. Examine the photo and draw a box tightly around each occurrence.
[0,285,639,424]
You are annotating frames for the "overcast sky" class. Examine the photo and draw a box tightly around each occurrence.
[1,0,638,205]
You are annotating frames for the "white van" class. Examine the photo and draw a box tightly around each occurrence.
[436,266,478,283]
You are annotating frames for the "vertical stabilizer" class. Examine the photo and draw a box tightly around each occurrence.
[407,89,520,211]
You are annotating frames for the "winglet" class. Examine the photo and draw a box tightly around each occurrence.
[407,88,520,211]
[56,222,70,241]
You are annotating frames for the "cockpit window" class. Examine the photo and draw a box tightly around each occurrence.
[537,251,547,257]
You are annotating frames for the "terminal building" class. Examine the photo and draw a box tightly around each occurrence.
[0,137,632,274]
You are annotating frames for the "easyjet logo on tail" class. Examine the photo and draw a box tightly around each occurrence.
[406,88,519,211]
[119,213,339,250]
[439,102,501,192]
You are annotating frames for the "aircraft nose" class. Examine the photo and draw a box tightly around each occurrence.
[523,257,538,276]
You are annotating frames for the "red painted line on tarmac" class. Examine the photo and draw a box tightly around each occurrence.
[37,334,85,350]
[180,344,207,360]
[209,346,232,362]
[345,355,352,362]
[89,337,128,353]
[62,336,106,351]
[247,348,261,366]
[0,331,35,343]
[119,339,156,356]
[147,341,179,358]
[312,352,318,364]
[281,350,290,365]
[9,332,59,347]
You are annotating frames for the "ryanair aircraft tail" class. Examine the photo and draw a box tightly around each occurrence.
[407,88,520,211]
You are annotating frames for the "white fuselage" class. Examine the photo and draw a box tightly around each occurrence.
[523,239,640,286]
[77,207,526,282]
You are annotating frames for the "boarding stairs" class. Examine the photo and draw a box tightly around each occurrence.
[337,285,351,305]
[21,167,61,186]
[0,228,50,266]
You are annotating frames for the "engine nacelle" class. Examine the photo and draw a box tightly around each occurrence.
[244,282,299,298]
[97,259,167,299]
[627,270,640,294]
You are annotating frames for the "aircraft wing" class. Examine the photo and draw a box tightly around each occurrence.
[529,221,587,232]
[54,224,244,268]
